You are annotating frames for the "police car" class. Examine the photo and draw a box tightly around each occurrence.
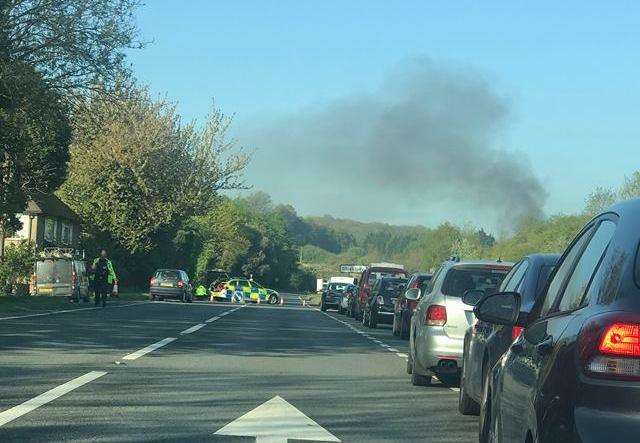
[212,278,279,304]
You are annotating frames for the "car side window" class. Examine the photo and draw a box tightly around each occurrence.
[504,260,529,292]
[540,225,596,317]
[557,220,617,312]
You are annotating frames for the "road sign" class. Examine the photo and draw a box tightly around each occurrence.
[214,395,340,443]
[339,264,366,273]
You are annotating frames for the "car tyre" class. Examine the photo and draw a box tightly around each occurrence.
[459,367,480,415]
[411,359,431,386]
[392,314,400,336]
[400,313,410,340]
[369,311,377,328]
[479,369,494,443]
[320,302,327,312]
[268,294,278,305]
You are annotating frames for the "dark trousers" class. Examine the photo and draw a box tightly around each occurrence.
[95,281,110,306]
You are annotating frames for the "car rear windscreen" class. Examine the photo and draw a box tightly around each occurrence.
[442,266,510,298]
[157,270,180,280]
[381,279,407,295]
[36,260,72,284]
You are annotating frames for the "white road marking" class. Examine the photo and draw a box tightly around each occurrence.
[214,395,340,442]
[396,353,408,358]
[0,301,149,321]
[122,337,176,361]
[387,348,399,353]
[449,387,460,392]
[0,371,107,427]
[205,316,220,323]
[180,323,206,335]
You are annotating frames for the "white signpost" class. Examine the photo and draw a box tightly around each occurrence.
[214,395,340,443]
[339,264,366,274]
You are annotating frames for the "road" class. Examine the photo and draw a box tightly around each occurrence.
[0,296,478,442]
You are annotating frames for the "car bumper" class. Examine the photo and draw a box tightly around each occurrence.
[150,287,185,299]
[416,327,464,373]
[375,307,395,324]
[573,376,640,443]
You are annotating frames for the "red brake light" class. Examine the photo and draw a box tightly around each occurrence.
[150,277,157,286]
[511,326,525,341]
[425,305,447,326]
[598,323,640,357]
[177,280,184,288]
[578,314,640,380]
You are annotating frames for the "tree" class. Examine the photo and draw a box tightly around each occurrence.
[619,172,640,201]
[1,0,142,96]
[59,84,248,285]
[0,60,71,255]
[584,186,616,215]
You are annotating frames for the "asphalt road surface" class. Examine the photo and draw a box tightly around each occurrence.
[0,296,478,442]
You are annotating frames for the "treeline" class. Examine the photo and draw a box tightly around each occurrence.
[298,173,640,277]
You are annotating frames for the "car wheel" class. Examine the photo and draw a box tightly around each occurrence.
[411,359,431,386]
[362,310,367,326]
[369,311,377,328]
[436,373,460,387]
[392,314,400,336]
[320,302,327,312]
[400,314,410,340]
[406,355,413,374]
[459,366,480,415]
[479,369,494,443]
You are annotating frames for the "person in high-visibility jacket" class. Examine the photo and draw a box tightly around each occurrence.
[92,250,118,307]
[195,284,207,298]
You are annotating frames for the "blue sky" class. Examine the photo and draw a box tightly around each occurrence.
[128,1,640,226]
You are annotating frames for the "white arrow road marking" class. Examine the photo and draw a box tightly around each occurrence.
[0,371,107,427]
[122,337,176,361]
[214,395,340,443]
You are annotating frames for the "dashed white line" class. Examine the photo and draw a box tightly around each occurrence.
[388,347,399,353]
[396,353,408,358]
[0,371,107,427]
[205,316,220,323]
[180,323,206,335]
[122,337,177,361]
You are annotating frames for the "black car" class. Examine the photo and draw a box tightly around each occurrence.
[362,277,407,328]
[475,200,640,442]
[458,253,559,415]
[392,273,432,339]
[150,269,193,302]
[320,282,347,311]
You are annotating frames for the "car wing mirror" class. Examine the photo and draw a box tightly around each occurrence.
[462,288,485,306]
[404,288,420,300]
[473,291,521,326]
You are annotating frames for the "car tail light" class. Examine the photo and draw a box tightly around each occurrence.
[150,277,157,286]
[578,313,640,380]
[177,280,184,288]
[512,326,525,341]
[425,305,447,326]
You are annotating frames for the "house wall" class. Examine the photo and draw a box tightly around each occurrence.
[5,215,79,250]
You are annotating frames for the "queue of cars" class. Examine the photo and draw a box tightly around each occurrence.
[324,200,640,442]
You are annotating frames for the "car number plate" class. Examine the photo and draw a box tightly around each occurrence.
[160,283,173,287]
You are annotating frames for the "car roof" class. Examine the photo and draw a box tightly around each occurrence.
[448,259,514,267]
[521,253,561,266]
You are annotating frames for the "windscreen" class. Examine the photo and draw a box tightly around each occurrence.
[442,266,510,298]
[380,279,407,295]
[328,283,347,291]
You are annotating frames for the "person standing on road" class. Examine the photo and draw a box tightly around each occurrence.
[92,250,118,307]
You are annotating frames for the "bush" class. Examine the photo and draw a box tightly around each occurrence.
[0,241,35,295]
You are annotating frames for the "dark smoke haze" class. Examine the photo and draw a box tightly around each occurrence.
[240,58,547,231]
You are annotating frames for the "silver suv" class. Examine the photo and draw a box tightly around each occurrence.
[408,259,512,386]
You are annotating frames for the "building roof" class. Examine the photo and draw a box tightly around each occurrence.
[24,193,80,223]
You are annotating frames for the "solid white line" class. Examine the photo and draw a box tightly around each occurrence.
[180,323,206,335]
[122,337,176,361]
[388,347,399,352]
[0,371,107,427]
[449,387,460,392]
[205,316,220,323]
[0,301,149,321]
[396,352,408,358]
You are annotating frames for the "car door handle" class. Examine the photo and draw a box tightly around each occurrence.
[535,336,554,355]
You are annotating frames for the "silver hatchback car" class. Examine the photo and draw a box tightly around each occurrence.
[408,258,512,386]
